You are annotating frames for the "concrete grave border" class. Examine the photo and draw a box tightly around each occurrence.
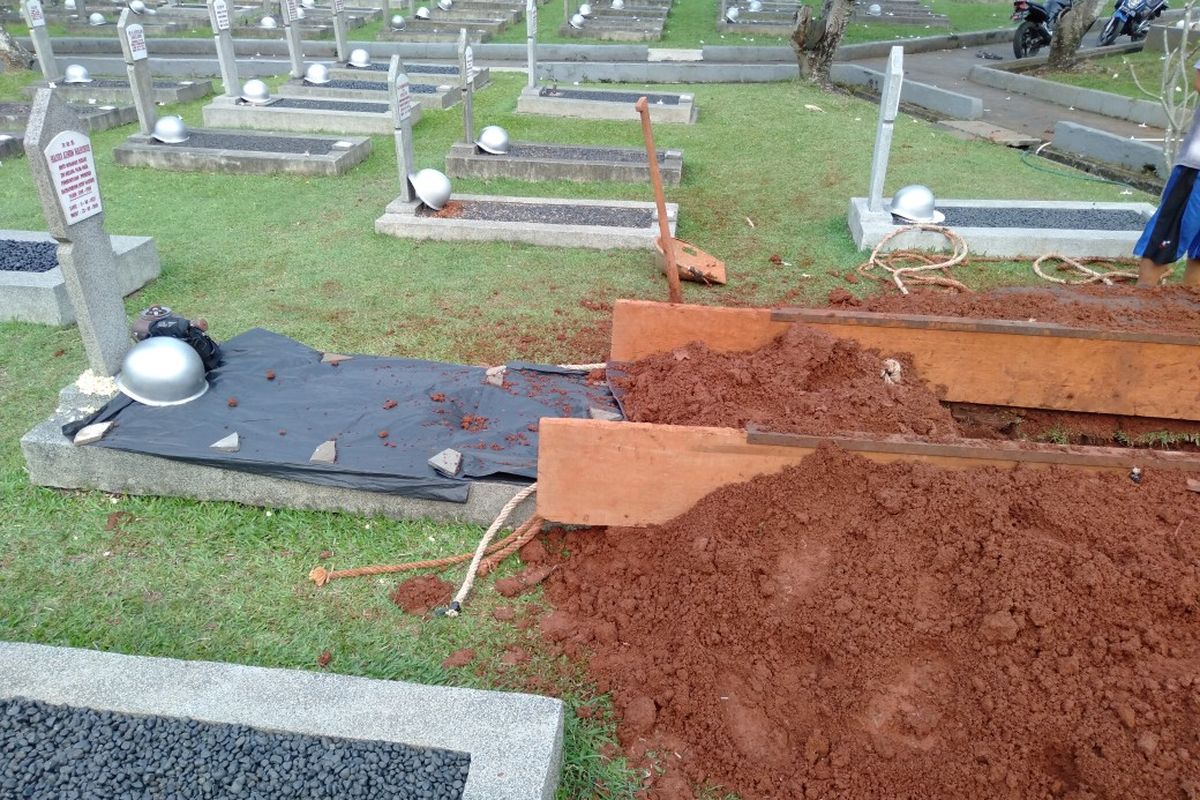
[329,63,492,89]
[0,229,160,326]
[1050,120,1166,181]
[112,129,373,176]
[25,79,214,105]
[277,77,460,110]
[516,85,696,123]
[445,141,683,184]
[0,641,564,800]
[832,61,982,120]
[2,102,138,133]
[0,132,24,158]
[201,94,418,134]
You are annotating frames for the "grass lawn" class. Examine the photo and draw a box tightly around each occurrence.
[0,66,1155,798]
[1038,44,1200,101]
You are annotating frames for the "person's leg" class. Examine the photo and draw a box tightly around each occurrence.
[1135,165,1197,286]
[1138,257,1172,287]
[1184,258,1200,285]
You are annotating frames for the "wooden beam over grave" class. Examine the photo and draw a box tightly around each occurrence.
[607,300,1200,421]
[535,418,1200,527]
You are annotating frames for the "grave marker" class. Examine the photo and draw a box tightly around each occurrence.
[867,46,903,213]
[458,29,473,145]
[208,0,240,97]
[280,0,305,79]
[21,0,62,84]
[118,9,157,135]
[331,0,349,63]
[25,90,131,376]
[388,55,416,203]
[526,0,537,88]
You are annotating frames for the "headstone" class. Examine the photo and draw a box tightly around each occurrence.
[388,55,416,203]
[381,0,390,23]
[208,0,240,97]
[525,0,537,89]
[280,0,305,79]
[458,30,473,145]
[118,9,157,135]
[25,90,131,377]
[74,0,88,22]
[331,0,349,62]
[868,46,904,213]
[21,0,62,83]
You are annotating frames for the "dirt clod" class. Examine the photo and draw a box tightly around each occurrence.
[226,397,237,408]
[316,650,332,668]
[442,648,475,669]
[266,370,276,381]
[382,399,398,410]
[389,574,454,616]
[495,564,557,598]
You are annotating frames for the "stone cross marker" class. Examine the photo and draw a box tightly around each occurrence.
[868,46,904,213]
[388,55,416,203]
[458,29,474,145]
[21,0,62,83]
[26,90,131,377]
[331,0,349,63]
[118,9,157,135]
[208,0,241,97]
[525,0,537,88]
[280,0,305,79]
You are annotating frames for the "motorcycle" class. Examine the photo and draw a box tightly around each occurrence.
[1097,0,1167,45]
[1011,0,1071,58]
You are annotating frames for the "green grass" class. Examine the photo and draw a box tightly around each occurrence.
[1037,45,1199,100]
[0,68,1157,798]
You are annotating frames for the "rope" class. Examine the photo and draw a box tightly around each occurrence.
[445,482,539,617]
[857,224,971,295]
[479,515,545,577]
[1031,253,1140,286]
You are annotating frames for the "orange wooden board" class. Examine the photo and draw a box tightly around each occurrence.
[607,300,1200,421]
[536,419,1200,527]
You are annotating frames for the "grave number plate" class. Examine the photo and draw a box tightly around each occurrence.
[126,23,149,60]
[283,0,298,23]
[464,46,474,79]
[395,78,412,124]
[44,131,103,225]
[213,0,230,30]
[333,0,345,12]
[26,0,46,27]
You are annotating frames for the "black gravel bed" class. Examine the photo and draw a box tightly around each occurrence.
[937,206,1149,231]
[0,102,31,115]
[0,697,470,800]
[538,87,681,105]
[503,142,664,164]
[76,79,187,88]
[418,199,653,227]
[154,130,343,154]
[306,79,438,93]
[272,97,389,112]
[347,64,460,75]
[0,240,57,273]
[348,62,392,71]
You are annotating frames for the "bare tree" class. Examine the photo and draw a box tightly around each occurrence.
[1128,2,1199,168]
[790,0,855,87]
[0,24,35,71]
[1047,0,1105,69]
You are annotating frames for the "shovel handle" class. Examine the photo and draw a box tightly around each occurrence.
[636,96,681,304]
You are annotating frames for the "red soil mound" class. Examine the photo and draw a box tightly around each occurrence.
[388,574,453,615]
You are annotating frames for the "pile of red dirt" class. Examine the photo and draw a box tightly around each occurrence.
[826,284,1200,336]
[389,574,454,615]
[611,324,960,439]
[539,445,1200,799]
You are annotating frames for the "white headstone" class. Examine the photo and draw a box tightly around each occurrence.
[868,46,904,213]
[281,0,299,22]
[213,0,230,29]
[526,0,537,88]
[394,76,412,123]
[45,132,103,225]
[22,0,60,82]
[388,55,416,203]
[125,23,148,60]
[208,0,240,97]
[331,0,349,61]
[333,0,344,11]
[26,0,45,26]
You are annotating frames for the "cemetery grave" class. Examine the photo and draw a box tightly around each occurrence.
[0,99,138,132]
[330,60,492,90]
[202,92,410,134]
[558,0,671,42]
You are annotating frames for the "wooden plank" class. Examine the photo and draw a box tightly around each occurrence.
[608,300,1200,421]
[536,418,1200,527]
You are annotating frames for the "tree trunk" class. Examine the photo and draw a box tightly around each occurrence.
[1046,0,1104,69]
[0,24,34,72]
[790,0,855,88]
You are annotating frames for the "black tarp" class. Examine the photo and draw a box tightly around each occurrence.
[65,329,619,503]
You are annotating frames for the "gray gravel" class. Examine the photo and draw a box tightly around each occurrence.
[347,64,458,75]
[156,130,342,154]
[938,206,1150,231]
[418,199,653,227]
[0,240,57,273]
[305,79,437,93]
[0,697,470,800]
[272,98,390,112]
[502,142,664,164]
[538,87,681,105]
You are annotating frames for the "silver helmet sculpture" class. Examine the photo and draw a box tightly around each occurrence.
[409,168,452,210]
[116,337,210,407]
[63,64,93,84]
[747,0,761,10]
[611,0,624,8]
[867,2,882,14]
[348,47,371,67]
[260,14,278,26]
[240,78,272,104]
[295,5,306,17]
[437,0,452,9]
[568,11,586,26]
[475,125,509,154]
[151,115,189,143]
[390,13,406,28]
[415,5,431,17]
[88,11,107,24]
[301,0,316,6]
[723,6,739,22]
[64,0,76,10]
[889,184,945,225]
[579,2,593,16]
[304,62,332,84]
[129,0,147,14]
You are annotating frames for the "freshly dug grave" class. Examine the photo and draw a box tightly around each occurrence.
[539,446,1200,799]
[611,324,961,439]
[950,403,1200,451]
[827,284,1200,336]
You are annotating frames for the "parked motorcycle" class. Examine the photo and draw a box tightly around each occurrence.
[1011,0,1071,58]
[1097,0,1167,45]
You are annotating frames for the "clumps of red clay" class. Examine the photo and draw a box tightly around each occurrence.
[265,370,276,381]
[226,397,238,408]
[539,445,1200,799]
[460,414,488,432]
[382,399,398,410]
[426,200,466,219]
[495,564,557,598]
[388,574,454,616]
[442,648,475,669]
[612,325,959,438]
[430,392,446,402]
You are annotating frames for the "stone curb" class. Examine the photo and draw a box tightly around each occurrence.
[444,140,683,184]
[1051,120,1166,179]
[968,62,1168,127]
[112,130,374,177]
[832,61,982,119]
[201,94,414,135]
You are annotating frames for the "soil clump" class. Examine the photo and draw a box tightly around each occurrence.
[539,446,1200,799]
[388,574,454,615]
[611,325,959,438]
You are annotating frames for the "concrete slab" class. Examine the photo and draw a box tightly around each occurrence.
[0,230,160,326]
[0,641,564,800]
[376,23,495,40]
[847,196,1155,258]
[1050,119,1166,180]
[375,193,678,248]
[277,77,459,110]
[516,85,696,124]
[559,23,664,42]
[938,119,1040,147]
[1,100,138,133]
[201,94,415,134]
[330,62,491,89]
[25,78,213,105]
[445,140,683,184]
[113,128,373,176]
